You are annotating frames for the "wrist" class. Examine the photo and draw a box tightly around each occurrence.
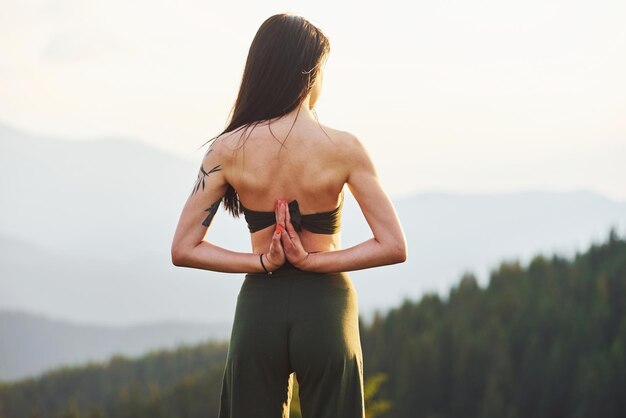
[294,252,312,270]
[262,253,281,272]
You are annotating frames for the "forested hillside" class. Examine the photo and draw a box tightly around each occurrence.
[1,228,624,418]
[363,228,626,418]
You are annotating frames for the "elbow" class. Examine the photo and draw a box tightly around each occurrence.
[394,245,407,264]
[171,245,187,267]
[171,251,184,267]
[377,237,407,265]
[390,241,407,264]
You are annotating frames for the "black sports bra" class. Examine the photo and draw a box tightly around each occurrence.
[240,191,344,234]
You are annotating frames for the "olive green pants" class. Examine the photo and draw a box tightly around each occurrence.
[217,261,365,418]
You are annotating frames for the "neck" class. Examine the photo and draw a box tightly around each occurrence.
[282,96,317,122]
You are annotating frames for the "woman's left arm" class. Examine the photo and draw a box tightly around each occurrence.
[170,138,282,274]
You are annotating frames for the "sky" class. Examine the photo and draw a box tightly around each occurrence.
[1,0,625,200]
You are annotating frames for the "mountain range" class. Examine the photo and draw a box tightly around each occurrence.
[1,121,624,381]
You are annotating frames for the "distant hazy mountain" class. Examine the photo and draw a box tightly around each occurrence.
[1,121,625,379]
[382,189,626,301]
[0,309,230,382]
[0,122,247,260]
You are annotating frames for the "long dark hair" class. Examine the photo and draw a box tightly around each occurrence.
[198,13,331,217]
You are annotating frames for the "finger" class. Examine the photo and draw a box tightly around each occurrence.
[284,201,296,234]
[272,231,286,254]
[278,199,286,226]
[282,200,288,227]
[272,231,283,251]
[275,199,284,228]
[274,225,282,239]
[281,229,294,250]
[279,225,292,249]
[286,211,300,241]
[274,200,279,224]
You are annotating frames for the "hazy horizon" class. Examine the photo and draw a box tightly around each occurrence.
[2,123,625,327]
[1,0,625,200]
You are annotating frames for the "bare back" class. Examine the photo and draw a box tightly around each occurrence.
[220,116,349,254]
[172,109,406,273]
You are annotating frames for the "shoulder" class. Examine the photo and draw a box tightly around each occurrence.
[333,130,378,182]
[312,123,366,157]
[314,126,376,183]
[198,131,243,184]
[202,128,253,167]
[340,130,367,153]
[333,130,373,167]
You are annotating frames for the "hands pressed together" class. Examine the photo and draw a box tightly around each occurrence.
[262,199,310,272]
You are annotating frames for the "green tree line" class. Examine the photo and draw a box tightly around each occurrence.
[1,228,624,418]
[362,227,626,418]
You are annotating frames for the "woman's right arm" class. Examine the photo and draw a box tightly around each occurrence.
[170,137,285,274]
[292,133,407,273]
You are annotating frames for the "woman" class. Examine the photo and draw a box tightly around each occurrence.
[171,13,407,418]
